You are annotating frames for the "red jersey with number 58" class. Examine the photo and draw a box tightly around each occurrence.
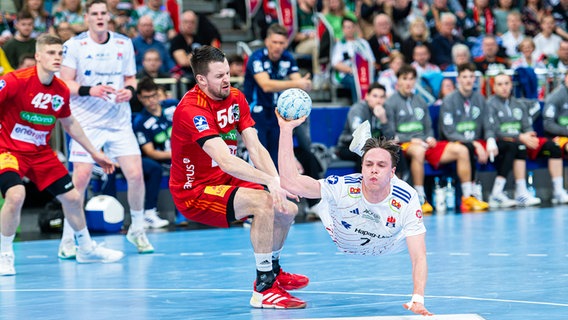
[0,67,71,152]
[169,86,255,193]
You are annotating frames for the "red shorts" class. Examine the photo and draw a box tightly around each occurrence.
[526,137,549,160]
[173,175,264,228]
[0,148,69,191]
[401,141,449,169]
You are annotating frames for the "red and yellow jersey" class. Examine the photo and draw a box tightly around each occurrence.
[0,67,71,152]
[169,86,255,194]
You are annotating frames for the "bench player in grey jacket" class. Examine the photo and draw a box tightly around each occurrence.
[487,73,568,206]
[544,72,568,152]
[384,64,480,214]
[439,63,490,212]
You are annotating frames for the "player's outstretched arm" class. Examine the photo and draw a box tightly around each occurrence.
[403,233,433,316]
[59,115,115,174]
[276,110,322,199]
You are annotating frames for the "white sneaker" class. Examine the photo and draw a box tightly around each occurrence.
[348,120,371,157]
[58,238,77,260]
[144,211,170,229]
[0,252,15,276]
[76,241,124,264]
[552,190,568,205]
[515,193,542,207]
[488,193,517,208]
[126,228,154,254]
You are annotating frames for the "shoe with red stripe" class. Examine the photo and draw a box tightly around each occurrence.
[275,270,309,290]
[250,281,306,309]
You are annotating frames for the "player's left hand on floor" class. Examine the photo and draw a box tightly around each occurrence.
[403,302,433,316]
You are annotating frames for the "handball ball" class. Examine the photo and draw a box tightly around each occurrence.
[277,88,312,120]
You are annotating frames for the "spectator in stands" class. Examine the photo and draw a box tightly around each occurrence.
[132,77,172,229]
[23,0,53,37]
[55,21,75,42]
[550,0,568,41]
[134,0,175,44]
[463,0,496,38]
[336,83,388,171]
[439,62,491,211]
[367,13,401,73]
[444,43,471,72]
[0,47,14,75]
[486,73,568,207]
[556,40,568,73]
[2,10,36,70]
[401,18,431,64]
[243,23,312,165]
[425,0,456,37]
[473,35,509,73]
[432,77,456,107]
[501,12,525,59]
[136,49,171,79]
[53,0,87,35]
[430,13,462,70]
[107,0,136,37]
[543,72,568,156]
[293,0,317,62]
[383,64,483,214]
[322,0,357,41]
[228,54,244,90]
[533,15,563,60]
[511,37,546,69]
[133,15,174,74]
[411,44,440,76]
[493,0,518,36]
[332,17,375,104]
[169,10,221,88]
[377,50,404,97]
[17,53,35,69]
[522,0,545,37]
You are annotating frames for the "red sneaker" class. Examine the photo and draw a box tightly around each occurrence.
[250,281,307,309]
[276,270,309,290]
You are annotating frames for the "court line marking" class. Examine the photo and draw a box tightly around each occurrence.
[0,288,566,308]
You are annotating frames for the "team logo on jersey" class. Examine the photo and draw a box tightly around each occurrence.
[0,79,5,90]
[117,52,123,60]
[341,220,351,229]
[512,108,523,120]
[231,104,240,121]
[326,175,339,185]
[471,106,481,119]
[348,186,361,198]
[414,107,425,120]
[193,115,209,132]
[52,95,64,112]
[415,209,423,219]
[385,216,396,228]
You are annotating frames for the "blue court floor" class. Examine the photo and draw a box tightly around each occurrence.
[1,206,567,320]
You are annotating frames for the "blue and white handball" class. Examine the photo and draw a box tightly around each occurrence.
[277,88,312,120]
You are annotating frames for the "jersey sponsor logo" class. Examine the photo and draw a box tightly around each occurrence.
[456,121,477,133]
[362,209,380,222]
[390,198,401,211]
[0,79,5,90]
[397,121,424,133]
[0,152,19,170]
[348,186,361,198]
[117,52,123,60]
[136,131,147,145]
[193,115,209,132]
[219,129,237,141]
[354,227,391,239]
[252,60,263,73]
[559,116,568,126]
[143,117,157,129]
[52,95,64,111]
[325,175,339,184]
[392,186,411,203]
[385,216,396,228]
[183,158,195,190]
[443,112,454,125]
[341,220,351,229]
[415,209,423,219]
[204,185,231,197]
[20,112,56,126]
[10,123,49,146]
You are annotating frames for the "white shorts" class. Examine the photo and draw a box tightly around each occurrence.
[68,126,141,163]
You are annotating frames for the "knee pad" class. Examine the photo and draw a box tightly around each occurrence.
[0,171,23,197]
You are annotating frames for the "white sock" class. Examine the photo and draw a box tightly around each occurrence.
[130,209,144,230]
[552,176,565,195]
[62,218,74,241]
[491,176,507,196]
[254,252,273,272]
[415,185,425,198]
[1,234,15,254]
[272,248,282,261]
[461,182,473,198]
[144,208,157,216]
[75,227,93,251]
[516,179,528,195]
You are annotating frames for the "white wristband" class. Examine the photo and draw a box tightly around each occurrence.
[405,294,424,308]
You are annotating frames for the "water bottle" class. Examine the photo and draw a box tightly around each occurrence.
[445,177,456,212]
[433,177,446,213]
[527,171,536,198]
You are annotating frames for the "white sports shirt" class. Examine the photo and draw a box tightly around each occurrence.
[62,31,136,130]
[318,174,426,255]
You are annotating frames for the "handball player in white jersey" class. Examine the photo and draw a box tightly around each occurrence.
[58,0,153,257]
[277,116,432,316]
